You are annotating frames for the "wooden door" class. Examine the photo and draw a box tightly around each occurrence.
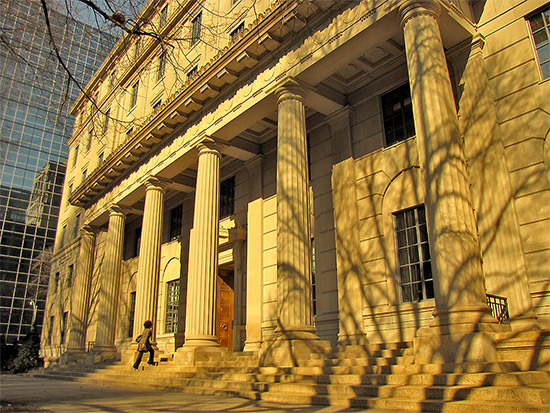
[216,270,234,351]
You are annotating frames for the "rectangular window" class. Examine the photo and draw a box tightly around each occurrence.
[74,214,80,239]
[394,205,433,303]
[160,5,168,26]
[102,109,110,133]
[67,264,74,288]
[527,6,550,79]
[381,83,415,146]
[169,204,183,240]
[191,12,202,45]
[54,272,60,293]
[86,130,93,152]
[157,52,166,81]
[48,316,54,345]
[220,176,235,219]
[130,81,139,108]
[98,152,104,164]
[128,291,136,337]
[61,311,68,345]
[67,184,73,205]
[230,21,245,41]
[152,99,162,112]
[133,227,142,258]
[82,169,87,182]
[187,65,198,80]
[109,71,116,88]
[60,225,66,248]
[72,145,79,168]
[165,280,180,333]
[134,38,140,59]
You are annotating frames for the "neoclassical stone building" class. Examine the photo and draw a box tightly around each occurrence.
[41,0,549,372]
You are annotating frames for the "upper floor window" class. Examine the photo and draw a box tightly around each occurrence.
[230,21,245,41]
[73,214,80,239]
[72,145,79,168]
[394,205,433,303]
[381,83,415,146]
[169,204,183,240]
[109,70,116,88]
[67,264,74,288]
[82,169,87,182]
[102,109,110,134]
[152,99,162,112]
[187,65,198,81]
[98,152,104,164]
[86,130,92,152]
[130,81,139,108]
[134,38,140,59]
[160,5,168,26]
[157,52,166,81]
[133,227,142,258]
[220,176,235,219]
[61,312,68,344]
[527,6,550,79]
[191,12,202,45]
[54,272,60,293]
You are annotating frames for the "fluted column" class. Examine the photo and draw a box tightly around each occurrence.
[94,206,125,353]
[400,0,504,361]
[134,177,168,342]
[67,226,96,351]
[275,81,316,338]
[183,141,221,347]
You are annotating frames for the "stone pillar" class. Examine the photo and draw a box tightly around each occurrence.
[327,105,354,164]
[244,155,264,352]
[177,140,223,364]
[94,206,125,360]
[66,226,96,355]
[400,0,505,363]
[134,177,168,342]
[261,80,325,367]
[459,34,539,331]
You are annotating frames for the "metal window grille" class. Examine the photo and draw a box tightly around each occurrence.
[169,205,183,240]
[130,82,139,108]
[165,280,180,333]
[486,293,510,325]
[191,12,201,45]
[157,53,166,81]
[230,21,245,41]
[394,205,434,303]
[220,176,235,219]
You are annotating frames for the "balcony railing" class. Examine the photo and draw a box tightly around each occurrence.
[486,293,510,325]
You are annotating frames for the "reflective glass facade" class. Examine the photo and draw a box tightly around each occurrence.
[0,0,114,343]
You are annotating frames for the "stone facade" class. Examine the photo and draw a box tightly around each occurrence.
[41,0,549,371]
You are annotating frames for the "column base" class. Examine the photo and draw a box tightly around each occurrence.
[259,330,330,367]
[59,348,87,365]
[413,304,510,364]
[243,340,262,353]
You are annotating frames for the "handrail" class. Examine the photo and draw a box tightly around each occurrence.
[486,293,510,325]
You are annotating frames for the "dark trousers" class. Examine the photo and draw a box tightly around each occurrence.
[133,349,154,368]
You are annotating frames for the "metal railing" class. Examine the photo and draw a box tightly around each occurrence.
[486,293,510,325]
[87,341,95,352]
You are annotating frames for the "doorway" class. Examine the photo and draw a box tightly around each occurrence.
[216,269,234,351]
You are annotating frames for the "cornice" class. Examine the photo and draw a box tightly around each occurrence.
[69,0,330,209]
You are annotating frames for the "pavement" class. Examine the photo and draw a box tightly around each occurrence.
[0,375,399,412]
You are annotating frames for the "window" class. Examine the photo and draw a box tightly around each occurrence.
[230,21,245,41]
[47,316,54,345]
[130,81,139,108]
[394,205,433,303]
[67,184,73,205]
[74,214,80,239]
[165,280,180,333]
[187,65,198,80]
[102,109,110,133]
[126,127,133,137]
[86,130,92,152]
[61,311,68,345]
[191,12,202,45]
[220,176,235,219]
[128,291,136,337]
[133,227,142,257]
[109,71,116,88]
[134,38,140,59]
[60,225,66,248]
[169,205,183,240]
[160,5,168,26]
[527,6,550,79]
[157,52,166,81]
[82,169,87,182]
[98,152,104,164]
[72,145,79,168]
[54,272,60,293]
[381,83,415,146]
[152,99,162,112]
[67,264,74,288]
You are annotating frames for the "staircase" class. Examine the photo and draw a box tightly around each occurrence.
[31,333,550,412]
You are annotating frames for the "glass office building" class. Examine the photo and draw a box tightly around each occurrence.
[0,0,114,343]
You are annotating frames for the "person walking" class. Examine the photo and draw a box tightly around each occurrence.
[132,320,155,370]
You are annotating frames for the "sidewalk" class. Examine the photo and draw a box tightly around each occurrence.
[0,375,397,412]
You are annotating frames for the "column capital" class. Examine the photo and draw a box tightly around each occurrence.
[108,204,126,218]
[399,0,441,27]
[144,175,171,193]
[326,105,354,128]
[197,137,222,158]
[79,224,101,237]
[275,78,306,104]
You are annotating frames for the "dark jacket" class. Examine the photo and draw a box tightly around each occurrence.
[136,327,153,351]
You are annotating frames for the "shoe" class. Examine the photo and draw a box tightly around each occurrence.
[132,366,138,371]
[147,362,155,366]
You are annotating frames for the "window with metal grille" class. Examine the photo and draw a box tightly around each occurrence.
[381,83,415,146]
[169,205,183,240]
[220,176,235,219]
[394,205,434,303]
[157,52,166,81]
[165,280,180,333]
[187,65,198,80]
[160,5,168,26]
[191,12,201,45]
[128,291,136,337]
[102,109,110,134]
[527,6,550,79]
